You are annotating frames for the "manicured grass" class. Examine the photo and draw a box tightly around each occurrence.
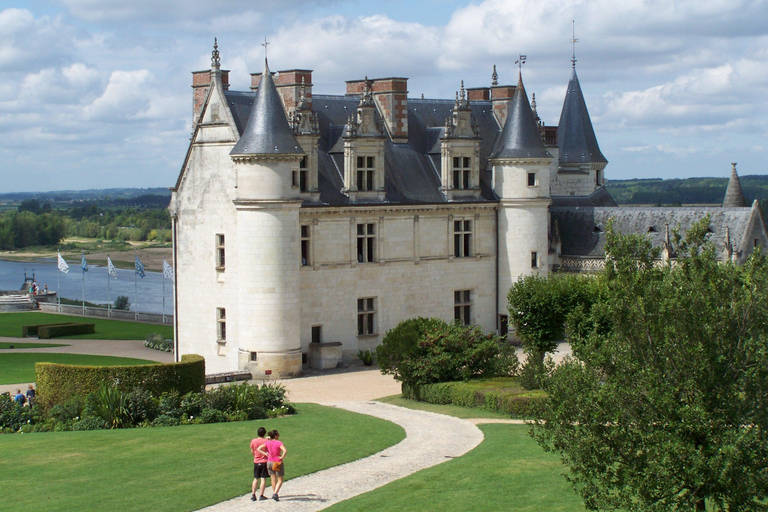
[0,312,173,340]
[326,423,586,512]
[377,394,511,420]
[0,403,405,512]
[0,342,67,349]
[0,353,157,385]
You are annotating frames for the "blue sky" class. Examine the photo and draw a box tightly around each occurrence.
[2,0,767,192]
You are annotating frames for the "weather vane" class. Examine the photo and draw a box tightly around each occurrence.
[571,20,579,68]
[515,54,527,74]
[262,37,270,62]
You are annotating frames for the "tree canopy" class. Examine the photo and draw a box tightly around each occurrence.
[532,218,768,511]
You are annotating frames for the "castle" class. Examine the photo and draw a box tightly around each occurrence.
[170,41,767,378]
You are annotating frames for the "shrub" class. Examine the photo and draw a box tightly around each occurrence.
[151,414,180,427]
[145,333,173,352]
[72,416,106,431]
[158,391,182,418]
[377,317,517,387]
[49,396,85,424]
[180,391,206,419]
[88,382,128,428]
[0,394,37,432]
[358,349,374,366]
[199,407,227,424]
[38,323,95,339]
[113,295,130,310]
[257,382,289,410]
[125,388,159,424]
[36,354,205,409]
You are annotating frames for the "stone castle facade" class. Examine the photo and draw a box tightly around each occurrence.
[170,42,768,378]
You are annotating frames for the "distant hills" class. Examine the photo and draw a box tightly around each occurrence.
[0,188,171,202]
[606,175,768,206]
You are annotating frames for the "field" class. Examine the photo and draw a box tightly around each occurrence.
[0,403,405,512]
[0,312,173,340]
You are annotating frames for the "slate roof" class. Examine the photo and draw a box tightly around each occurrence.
[490,77,552,160]
[551,206,755,257]
[230,61,304,157]
[557,68,607,165]
[551,186,617,208]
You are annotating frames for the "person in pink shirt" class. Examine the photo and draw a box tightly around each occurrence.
[249,427,269,501]
[257,429,287,501]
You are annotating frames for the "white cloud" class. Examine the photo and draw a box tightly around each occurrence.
[84,69,154,121]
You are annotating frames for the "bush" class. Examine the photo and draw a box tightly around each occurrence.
[72,416,106,431]
[199,407,227,424]
[256,382,289,410]
[87,382,128,428]
[180,391,206,419]
[151,414,180,427]
[145,333,173,352]
[114,295,130,310]
[49,396,85,424]
[358,349,375,366]
[125,388,159,424]
[0,394,37,432]
[38,323,95,339]
[158,391,182,418]
[35,354,205,409]
[377,317,517,387]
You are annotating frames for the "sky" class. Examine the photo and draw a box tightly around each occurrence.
[2,0,768,193]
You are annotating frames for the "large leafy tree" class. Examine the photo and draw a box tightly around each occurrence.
[532,218,768,511]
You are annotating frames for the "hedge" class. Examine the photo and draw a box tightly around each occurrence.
[35,354,205,409]
[402,380,546,419]
[38,323,95,339]
[22,323,77,337]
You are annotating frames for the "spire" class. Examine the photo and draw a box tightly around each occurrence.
[571,20,578,69]
[722,162,747,207]
[557,67,607,165]
[211,38,221,72]
[230,59,303,157]
[490,72,551,160]
[492,65,498,86]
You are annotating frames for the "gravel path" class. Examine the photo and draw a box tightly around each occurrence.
[197,401,484,512]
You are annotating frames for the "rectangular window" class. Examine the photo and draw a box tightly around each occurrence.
[452,156,471,189]
[217,308,226,341]
[301,225,310,266]
[356,155,375,191]
[531,251,538,269]
[311,325,322,343]
[453,219,472,258]
[299,156,308,192]
[527,172,536,187]
[215,234,225,269]
[499,314,509,337]
[356,223,376,263]
[357,297,376,336]
[454,290,472,325]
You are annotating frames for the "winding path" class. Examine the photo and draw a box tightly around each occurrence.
[197,401,484,512]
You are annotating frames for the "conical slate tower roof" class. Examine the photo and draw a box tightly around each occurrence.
[490,75,551,160]
[231,60,303,157]
[722,164,747,207]
[557,68,607,164]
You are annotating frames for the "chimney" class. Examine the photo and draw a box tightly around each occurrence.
[252,70,313,114]
[467,87,490,101]
[347,78,408,142]
[491,84,516,128]
[192,69,229,125]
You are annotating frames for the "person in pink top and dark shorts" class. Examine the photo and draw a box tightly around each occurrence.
[250,426,269,501]
[257,429,287,501]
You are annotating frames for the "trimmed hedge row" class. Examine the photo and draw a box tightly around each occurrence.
[39,323,95,339]
[35,354,205,409]
[22,323,76,337]
[402,381,546,419]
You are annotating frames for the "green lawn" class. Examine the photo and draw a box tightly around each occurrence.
[0,353,157,385]
[0,403,405,512]
[0,342,67,349]
[0,312,173,340]
[326,423,586,512]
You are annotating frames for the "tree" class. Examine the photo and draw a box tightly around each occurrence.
[532,218,768,511]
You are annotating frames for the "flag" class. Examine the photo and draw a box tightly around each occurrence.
[57,252,69,274]
[81,253,88,273]
[107,256,118,279]
[163,259,174,280]
[135,256,145,278]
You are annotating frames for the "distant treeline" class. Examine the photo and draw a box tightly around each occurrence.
[0,187,171,203]
[606,175,768,206]
[0,197,171,250]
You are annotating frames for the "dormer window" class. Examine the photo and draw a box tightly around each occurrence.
[356,156,375,191]
[453,157,471,189]
[293,156,309,192]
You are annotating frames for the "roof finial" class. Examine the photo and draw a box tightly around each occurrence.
[571,20,578,69]
[211,37,221,70]
[492,64,498,86]
[460,80,465,101]
[731,162,737,172]
[515,54,526,83]
[261,37,270,66]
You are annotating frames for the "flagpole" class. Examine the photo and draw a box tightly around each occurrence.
[57,251,61,313]
[82,266,85,315]
[107,254,111,318]
[134,254,138,321]
[162,272,166,323]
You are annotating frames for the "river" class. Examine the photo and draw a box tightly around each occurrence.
[0,258,172,315]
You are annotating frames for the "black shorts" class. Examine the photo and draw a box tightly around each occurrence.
[253,463,270,479]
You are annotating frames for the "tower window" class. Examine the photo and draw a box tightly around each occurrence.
[454,219,472,258]
[357,297,377,336]
[452,156,471,189]
[356,156,375,191]
[216,308,226,341]
[215,234,225,269]
[531,251,538,269]
[527,172,537,187]
[357,223,376,263]
[311,325,322,343]
[292,157,309,192]
[301,225,310,266]
[454,290,472,325]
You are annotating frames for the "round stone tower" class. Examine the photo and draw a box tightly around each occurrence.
[230,59,305,378]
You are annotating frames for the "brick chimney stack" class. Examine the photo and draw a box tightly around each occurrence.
[491,84,516,128]
[251,69,313,114]
[347,77,409,143]
[191,69,229,125]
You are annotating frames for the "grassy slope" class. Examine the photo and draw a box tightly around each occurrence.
[0,312,173,340]
[0,353,157,385]
[326,423,586,512]
[0,403,405,512]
